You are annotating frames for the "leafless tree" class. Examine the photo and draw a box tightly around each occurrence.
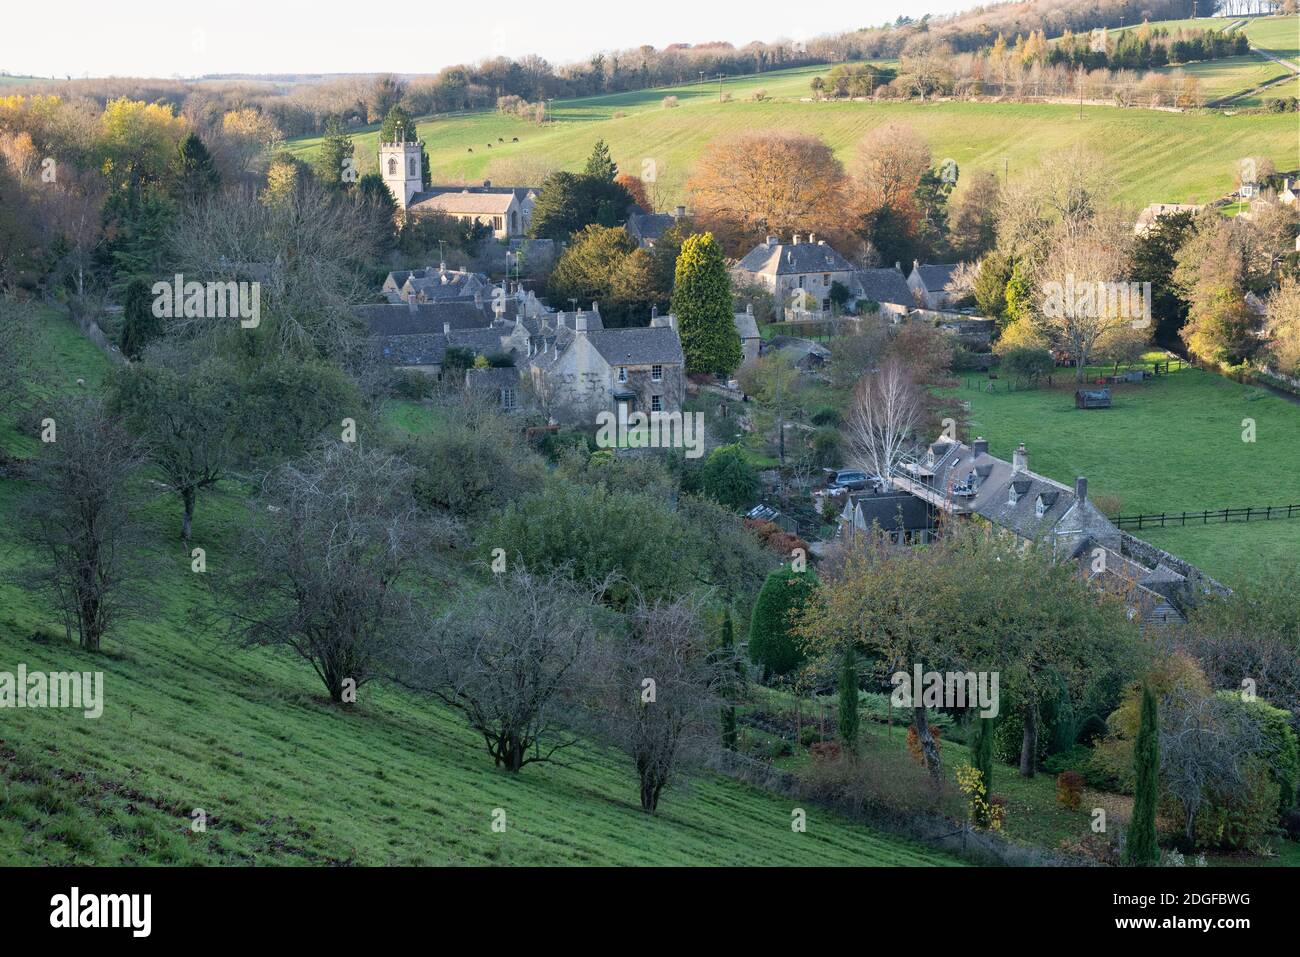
[167,182,377,363]
[590,594,732,813]
[222,442,455,703]
[845,357,922,485]
[1160,687,1263,849]
[15,396,150,651]
[401,567,609,771]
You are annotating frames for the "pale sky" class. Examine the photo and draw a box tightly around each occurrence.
[2,0,972,79]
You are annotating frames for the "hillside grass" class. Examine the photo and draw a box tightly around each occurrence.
[1242,14,1300,61]
[946,357,1300,587]
[0,307,958,866]
[287,64,1300,209]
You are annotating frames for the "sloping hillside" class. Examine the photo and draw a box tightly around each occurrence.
[0,307,957,867]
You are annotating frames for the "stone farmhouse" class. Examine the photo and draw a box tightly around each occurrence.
[906,261,964,310]
[529,312,686,423]
[845,435,1224,625]
[382,264,491,304]
[855,265,917,317]
[732,234,862,320]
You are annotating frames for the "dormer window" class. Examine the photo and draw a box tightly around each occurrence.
[1035,497,1046,518]
[617,366,627,382]
[1008,487,1018,505]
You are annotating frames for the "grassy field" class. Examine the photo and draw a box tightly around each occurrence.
[1242,14,1300,61]
[0,306,958,867]
[287,65,1300,209]
[948,358,1300,587]
[1160,54,1293,103]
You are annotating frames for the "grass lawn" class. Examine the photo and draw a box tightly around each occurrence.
[1242,14,1300,61]
[287,63,1300,210]
[1160,54,1292,103]
[946,358,1300,586]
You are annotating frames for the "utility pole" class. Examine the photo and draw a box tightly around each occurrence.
[1003,156,1009,187]
[717,72,724,101]
[1078,64,1084,119]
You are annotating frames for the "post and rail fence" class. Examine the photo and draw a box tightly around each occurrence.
[1111,504,1300,530]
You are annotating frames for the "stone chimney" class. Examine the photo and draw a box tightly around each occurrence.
[556,312,565,329]
[746,303,754,316]
[651,304,659,319]
[809,232,816,244]
[439,261,447,275]
[574,311,588,335]
[912,259,920,274]
[591,301,600,315]
[1075,476,1088,502]
[792,234,802,246]
[443,322,450,335]
[674,204,685,220]
[972,436,988,457]
[407,296,417,312]
[894,261,902,272]
[1013,442,1028,473]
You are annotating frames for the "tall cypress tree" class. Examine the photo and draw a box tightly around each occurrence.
[1126,685,1160,866]
[170,132,220,205]
[313,117,355,188]
[119,276,162,360]
[583,139,618,184]
[670,232,742,376]
[838,644,859,753]
[972,715,994,826]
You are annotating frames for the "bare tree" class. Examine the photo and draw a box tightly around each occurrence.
[16,396,149,651]
[591,594,731,813]
[1160,687,1262,849]
[402,567,609,771]
[844,357,922,485]
[222,442,452,703]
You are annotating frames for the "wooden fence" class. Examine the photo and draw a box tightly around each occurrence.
[1112,504,1300,530]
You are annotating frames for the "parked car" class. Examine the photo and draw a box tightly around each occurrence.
[827,469,873,492]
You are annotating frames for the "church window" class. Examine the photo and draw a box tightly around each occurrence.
[387,158,397,176]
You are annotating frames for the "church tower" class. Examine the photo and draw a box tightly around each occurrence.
[379,133,423,210]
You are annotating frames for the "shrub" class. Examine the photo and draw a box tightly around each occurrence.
[748,566,819,679]
[906,723,942,765]
[742,518,809,558]
[796,742,962,823]
[810,740,841,763]
[700,443,759,510]
[799,724,822,747]
[1056,771,1084,810]
[811,427,841,468]
[661,96,679,108]
[809,405,842,427]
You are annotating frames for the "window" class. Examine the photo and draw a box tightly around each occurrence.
[501,388,516,411]
[617,366,628,382]
[651,395,662,412]
[493,216,503,231]
[1008,487,1018,505]
[651,364,663,381]
[821,298,830,311]
[1035,497,1046,518]
[387,158,397,176]
[798,276,805,288]
[408,158,417,176]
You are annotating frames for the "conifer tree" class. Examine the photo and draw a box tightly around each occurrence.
[670,232,741,375]
[838,644,859,752]
[1126,684,1160,866]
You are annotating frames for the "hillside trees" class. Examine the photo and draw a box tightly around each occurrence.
[592,595,729,811]
[546,224,660,325]
[529,141,634,241]
[670,232,741,374]
[699,444,759,511]
[110,357,242,541]
[16,397,149,652]
[313,116,355,187]
[222,443,453,704]
[687,132,848,254]
[404,567,610,771]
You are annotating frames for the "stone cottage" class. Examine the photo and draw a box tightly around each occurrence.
[732,234,861,320]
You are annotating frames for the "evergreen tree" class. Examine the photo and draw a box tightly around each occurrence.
[699,443,758,511]
[170,132,220,205]
[583,139,618,184]
[720,609,738,750]
[1126,684,1160,866]
[748,566,818,680]
[119,277,162,360]
[379,104,416,143]
[972,716,994,825]
[670,232,741,375]
[838,644,859,751]
[313,117,355,188]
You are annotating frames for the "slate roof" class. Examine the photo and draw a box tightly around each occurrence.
[587,326,684,366]
[355,302,494,334]
[627,211,676,244]
[913,263,960,291]
[735,240,857,275]
[373,333,447,367]
[733,310,760,340]
[465,366,523,391]
[857,268,916,307]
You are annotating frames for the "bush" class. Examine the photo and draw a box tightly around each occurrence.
[796,742,962,824]
[810,740,841,763]
[799,724,822,747]
[700,443,759,511]
[811,427,841,468]
[742,518,809,559]
[809,405,842,427]
[748,566,818,679]
[1056,771,1084,810]
[662,96,679,109]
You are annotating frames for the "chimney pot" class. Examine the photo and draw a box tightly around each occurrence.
[792,234,802,246]
[443,322,450,335]
[894,261,902,272]
[1075,476,1088,502]
[575,313,588,334]
[1013,442,1028,473]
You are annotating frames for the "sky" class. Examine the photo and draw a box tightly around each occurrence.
[2,0,974,79]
